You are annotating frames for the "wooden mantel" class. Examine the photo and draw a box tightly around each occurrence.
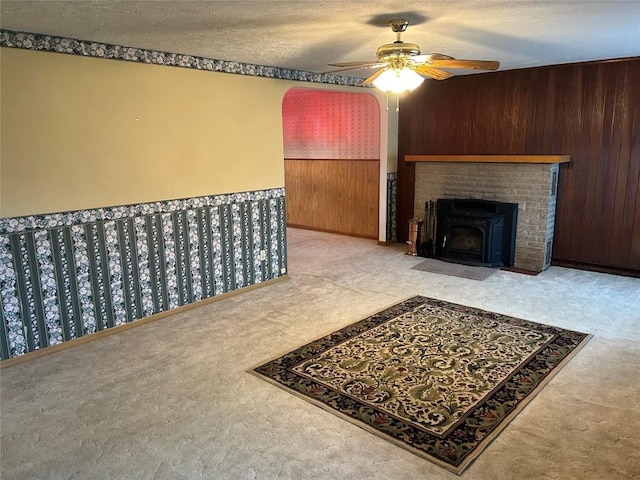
[405,155,571,164]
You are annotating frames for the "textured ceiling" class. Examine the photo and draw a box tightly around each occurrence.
[1,1,639,78]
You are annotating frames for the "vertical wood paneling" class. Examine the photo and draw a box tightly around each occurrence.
[284,159,379,239]
[398,58,640,274]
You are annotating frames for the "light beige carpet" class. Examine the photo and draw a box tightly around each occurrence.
[1,228,639,480]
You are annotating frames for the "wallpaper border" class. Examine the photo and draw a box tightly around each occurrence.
[0,189,285,234]
[0,29,365,87]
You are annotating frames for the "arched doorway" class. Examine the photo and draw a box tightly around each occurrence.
[282,88,381,239]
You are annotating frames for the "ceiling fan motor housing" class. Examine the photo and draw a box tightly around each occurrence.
[376,42,421,62]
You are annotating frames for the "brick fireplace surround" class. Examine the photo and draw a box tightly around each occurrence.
[409,155,569,272]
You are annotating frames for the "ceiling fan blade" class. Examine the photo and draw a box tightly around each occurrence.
[429,59,500,70]
[412,53,455,63]
[362,68,388,85]
[328,60,379,67]
[316,63,386,75]
[413,65,454,81]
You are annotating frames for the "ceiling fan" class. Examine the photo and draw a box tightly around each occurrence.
[325,19,500,93]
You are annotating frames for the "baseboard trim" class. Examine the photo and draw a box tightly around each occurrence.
[0,276,288,369]
[287,224,377,240]
[500,266,541,276]
[551,259,640,278]
[377,240,398,246]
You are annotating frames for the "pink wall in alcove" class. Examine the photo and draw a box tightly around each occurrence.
[282,89,380,159]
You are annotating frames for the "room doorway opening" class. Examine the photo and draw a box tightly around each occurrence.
[282,88,380,239]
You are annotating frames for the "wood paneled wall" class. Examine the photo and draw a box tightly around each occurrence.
[398,58,640,274]
[284,159,379,239]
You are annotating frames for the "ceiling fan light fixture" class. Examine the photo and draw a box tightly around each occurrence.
[324,18,499,94]
[372,67,425,94]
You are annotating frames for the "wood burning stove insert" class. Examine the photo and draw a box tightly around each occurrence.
[435,199,518,267]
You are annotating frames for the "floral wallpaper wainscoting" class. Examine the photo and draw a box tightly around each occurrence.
[0,189,287,360]
[387,173,397,243]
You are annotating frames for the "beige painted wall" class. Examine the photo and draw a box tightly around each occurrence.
[0,47,396,234]
[1,48,296,217]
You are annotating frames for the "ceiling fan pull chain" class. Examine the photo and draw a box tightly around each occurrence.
[385,91,390,112]
[396,94,400,112]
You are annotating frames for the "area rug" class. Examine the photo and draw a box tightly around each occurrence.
[251,296,591,474]
[411,258,497,281]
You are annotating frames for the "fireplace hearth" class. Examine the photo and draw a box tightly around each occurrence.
[435,199,518,267]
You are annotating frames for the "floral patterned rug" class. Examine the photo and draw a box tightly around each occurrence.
[252,296,591,474]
